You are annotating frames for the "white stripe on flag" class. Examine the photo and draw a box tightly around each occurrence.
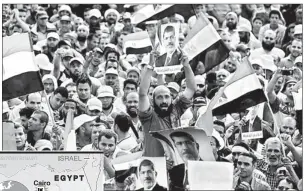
[124,38,152,50]
[183,24,221,61]
[213,73,262,109]
[3,51,39,81]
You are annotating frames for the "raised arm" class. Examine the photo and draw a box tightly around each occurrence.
[13,9,30,32]
[180,48,196,100]
[266,69,283,104]
[138,53,156,112]
[52,48,65,79]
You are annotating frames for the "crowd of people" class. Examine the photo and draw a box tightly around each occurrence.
[2,4,303,190]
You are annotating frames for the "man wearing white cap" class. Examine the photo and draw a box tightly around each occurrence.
[58,15,72,39]
[167,82,180,100]
[223,12,240,47]
[97,86,118,125]
[237,24,261,50]
[50,4,75,23]
[45,32,60,61]
[126,67,141,84]
[293,24,302,40]
[103,8,124,33]
[294,56,302,71]
[86,97,102,117]
[88,9,102,30]
[278,39,302,68]
[100,68,124,97]
[35,54,53,77]
[251,59,265,76]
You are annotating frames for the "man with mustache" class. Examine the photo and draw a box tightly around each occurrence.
[250,30,285,62]
[155,25,180,67]
[103,8,124,35]
[168,131,201,190]
[114,79,138,113]
[139,50,196,157]
[233,152,271,190]
[223,12,240,47]
[137,159,167,191]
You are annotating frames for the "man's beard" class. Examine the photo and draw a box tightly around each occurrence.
[103,103,113,110]
[107,18,116,25]
[262,41,275,51]
[127,106,138,118]
[77,35,87,42]
[153,101,173,118]
[48,46,57,52]
[226,22,237,30]
[240,34,250,44]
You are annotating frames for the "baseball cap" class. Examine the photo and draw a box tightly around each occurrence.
[47,32,59,40]
[34,140,53,151]
[193,97,207,106]
[87,97,102,112]
[294,24,302,35]
[145,20,158,25]
[60,15,71,22]
[127,67,140,77]
[237,24,251,33]
[94,47,103,54]
[167,82,180,93]
[123,12,131,20]
[125,54,137,63]
[36,11,49,19]
[74,114,97,130]
[104,9,120,21]
[63,49,74,58]
[58,40,71,47]
[105,68,119,76]
[236,44,250,52]
[58,5,72,15]
[35,54,53,71]
[98,86,115,98]
[69,57,84,65]
[251,58,264,68]
[89,9,102,19]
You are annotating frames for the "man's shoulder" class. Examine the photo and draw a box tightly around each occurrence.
[153,183,167,191]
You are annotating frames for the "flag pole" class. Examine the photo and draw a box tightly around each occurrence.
[42,90,56,127]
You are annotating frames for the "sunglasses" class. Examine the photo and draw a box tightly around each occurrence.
[197,84,205,88]
[265,37,274,40]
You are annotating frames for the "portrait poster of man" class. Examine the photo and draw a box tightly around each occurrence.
[154,23,182,74]
[112,157,168,191]
[150,127,215,166]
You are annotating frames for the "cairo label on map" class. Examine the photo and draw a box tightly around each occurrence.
[0,152,104,191]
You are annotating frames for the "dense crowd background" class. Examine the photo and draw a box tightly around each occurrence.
[2,4,303,191]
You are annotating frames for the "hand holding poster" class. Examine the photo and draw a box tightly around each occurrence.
[188,161,234,190]
[154,23,183,74]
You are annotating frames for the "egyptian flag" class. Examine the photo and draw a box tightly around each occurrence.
[3,33,44,101]
[123,31,153,54]
[131,4,194,27]
[212,58,267,116]
[183,12,229,73]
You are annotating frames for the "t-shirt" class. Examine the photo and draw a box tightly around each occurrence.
[139,94,191,157]
[117,135,138,151]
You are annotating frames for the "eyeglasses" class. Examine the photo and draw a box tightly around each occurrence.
[265,37,274,40]
[197,84,205,88]
[278,186,290,191]
[232,152,241,156]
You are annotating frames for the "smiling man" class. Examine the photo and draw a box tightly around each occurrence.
[137,159,167,191]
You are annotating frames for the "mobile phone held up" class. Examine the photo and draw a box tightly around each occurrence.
[281,69,293,76]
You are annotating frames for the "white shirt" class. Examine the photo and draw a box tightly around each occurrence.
[117,134,138,151]
[81,144,100,151]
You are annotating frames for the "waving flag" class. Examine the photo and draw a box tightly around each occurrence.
[3,33,44,101]
[123,31,153,54]
[183,12,229,73]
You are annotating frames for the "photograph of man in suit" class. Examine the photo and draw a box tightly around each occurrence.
[156,24,181,67]
[168,131,202,191]
[137,159,167,191]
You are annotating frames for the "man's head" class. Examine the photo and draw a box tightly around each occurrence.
[42,75,57,94]
[50,87,68,111]
[91,123,104,148]
[98,86,115,111]
[283,79,297,97]
[216,69,230,86]
[231,142,250,166]
[28,110,49,132]
[114,114,132,135]
[105,59,119,71]
[123,79,138,99]
[66,82,77,99]
[281,117,296,136]
[35,11,48,27]
[163,25,176,54]
[237,152,257,179]
[153,85,173,117]
[86,97,102,116]
[25,93,42,110]
[277,177,296,191]
[127,67,141,84]
[262,30,276,51]
[60,15,72,33]
[213,120,225,138]
[105,8,119,25]
[145,21,157,38]
[167,82,180,100]
[76,75,92,100]
[289,39,302,58]
[251,59,264,76]
[224,57,238,73]
[19,107,35,130]
[269,10,281,27]
[99,35,110,51]
[77,25,89,41]
[61,99,78,119]
[46,32,60,49]
[14,123,27,149]
[225,12,238,30]
[265,137,283,167]
[87,33,100,50]
[98,129,117,157]
[18,9,27,22]
[170,131,200,163]
[69,57,84,79]
[138,159,157,190]
[126,92,139,118]
[252,17,263,30]
[104,68,119,87]
[194,75,205,98]
[106,49,120,61]
[194,4,206,15]
[230,4,242,16]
